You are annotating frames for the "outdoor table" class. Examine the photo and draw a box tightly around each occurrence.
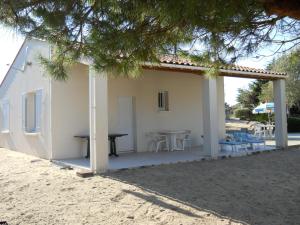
[74,133,128,158]
[74,135,90,158]
[157,130,187,151]
[108,134,128,157]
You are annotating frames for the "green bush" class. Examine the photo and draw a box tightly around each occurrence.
[234,108,252,120]
[287,117,300,132]
[250,113,274,123]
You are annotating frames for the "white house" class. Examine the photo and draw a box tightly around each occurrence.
[0,38,288,172]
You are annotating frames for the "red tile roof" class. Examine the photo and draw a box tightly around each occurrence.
[157,55,287,77]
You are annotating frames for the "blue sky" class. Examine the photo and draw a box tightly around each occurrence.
[0,26,277,106]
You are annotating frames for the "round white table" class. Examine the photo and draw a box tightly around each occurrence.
[158,130,187,151]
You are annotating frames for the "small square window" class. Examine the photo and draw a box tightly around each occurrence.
[158,91,169,111]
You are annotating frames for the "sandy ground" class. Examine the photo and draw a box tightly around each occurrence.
[226,120,255,131]
[0,148,300,225]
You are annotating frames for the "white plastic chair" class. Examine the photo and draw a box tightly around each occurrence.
[146,132,169,152]
[176,130,192,150]
[266,125,274,138]
[253,124,266,138]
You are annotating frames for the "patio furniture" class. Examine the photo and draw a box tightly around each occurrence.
[219,140,247,152]
[252,122,275,139]
[241,128,248,133]
[232,132,266,150]
[146,132,169,152]
[245,137,266,150]
[74,135,90,158]
[108,133,128,157]
[265,124,275,138]
[253,124,267,138]
[74,133,128,158]
[176,130,192,150]
[158,130,188,151]
[219,138,247,152]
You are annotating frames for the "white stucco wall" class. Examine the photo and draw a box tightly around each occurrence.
[51,67,205,157]
[108,70,204,152]
[51,64,89,159]
[0,39,52,159]
[0,37,222,160]
[217,76,226,139]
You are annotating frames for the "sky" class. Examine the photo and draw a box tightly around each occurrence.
[0,26,277,106]
[224,58,271,106]
[0,27,24,82]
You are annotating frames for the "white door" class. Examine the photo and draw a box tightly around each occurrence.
[117,96,135,153]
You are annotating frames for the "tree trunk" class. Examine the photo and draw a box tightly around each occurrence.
[261,0,300,20]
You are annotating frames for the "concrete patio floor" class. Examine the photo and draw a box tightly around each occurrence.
[55,144,276,171]
[52,133,300,171]
[56,147,208,170]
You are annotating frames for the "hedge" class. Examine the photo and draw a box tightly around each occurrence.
[287,117,300,132]
[250,113,274,123]
[250,116,300,132]
[234,109,300,132]
[234,108,252,120]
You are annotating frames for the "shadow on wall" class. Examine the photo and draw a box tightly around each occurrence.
[0,134,17,150]
[104,150,300,225]
[1,133,49,159]
[26,135,49,159]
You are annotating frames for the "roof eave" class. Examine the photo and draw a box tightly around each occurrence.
[143,62,287,80]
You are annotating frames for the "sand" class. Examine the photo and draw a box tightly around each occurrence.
[0,147,300,225]
[226,120,254,131]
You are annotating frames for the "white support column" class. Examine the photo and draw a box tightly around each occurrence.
[202,77,219,158]
[273,79,288,149]
[89,67,109,173]
[217,76,226,140]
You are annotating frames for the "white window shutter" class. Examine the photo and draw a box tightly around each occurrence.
[5,102,9,130]
[35,89,43,132]
[22,94,27,131]
[0,103,3,130]
[2,101,9,131]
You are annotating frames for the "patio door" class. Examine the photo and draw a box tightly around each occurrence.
[117,96,135,153]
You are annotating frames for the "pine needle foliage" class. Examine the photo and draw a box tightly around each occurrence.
[0,0,299,79]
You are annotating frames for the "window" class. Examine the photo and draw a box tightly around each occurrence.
[22,90,42,133]
[1,100,10,132]
[158,91,169,111]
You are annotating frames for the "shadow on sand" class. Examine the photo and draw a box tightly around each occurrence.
[104,149,300,225]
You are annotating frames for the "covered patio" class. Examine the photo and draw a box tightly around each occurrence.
[56,147,206,170]
[55,144,276,171]
[56,57,287,173]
